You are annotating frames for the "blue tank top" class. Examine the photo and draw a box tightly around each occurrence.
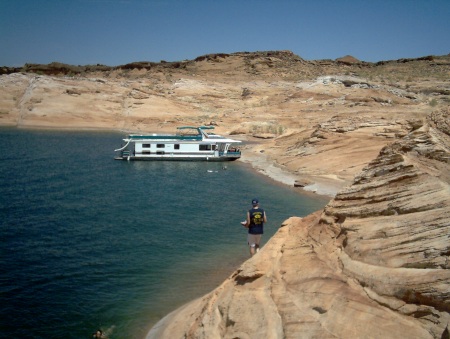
[248,208,264,234]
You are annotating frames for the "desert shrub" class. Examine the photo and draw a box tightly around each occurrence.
[429,98,438,107]
[249,122,285,135]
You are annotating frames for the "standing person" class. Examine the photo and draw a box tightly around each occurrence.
[243,198,267,256]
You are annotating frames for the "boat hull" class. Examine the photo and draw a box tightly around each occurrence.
[114,155,240,161]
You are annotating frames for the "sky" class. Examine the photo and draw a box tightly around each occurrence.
[1,0,449,66]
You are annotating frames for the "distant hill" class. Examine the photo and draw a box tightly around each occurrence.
[1,50,448,79]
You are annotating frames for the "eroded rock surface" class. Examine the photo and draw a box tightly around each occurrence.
[1,52,449,194]
[1,52,449,338]
[147,110,449,339]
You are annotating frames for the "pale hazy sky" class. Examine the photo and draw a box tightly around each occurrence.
[1,0,449,66]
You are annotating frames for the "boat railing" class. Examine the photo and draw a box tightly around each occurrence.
[129,134,202,141]
[219,149,241,157]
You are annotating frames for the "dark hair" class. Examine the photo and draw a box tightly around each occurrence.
[93,329,103,337]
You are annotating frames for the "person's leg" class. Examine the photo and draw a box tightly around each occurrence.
[248,234,256,256]
[247,234,261,256]
[255,235,261,253]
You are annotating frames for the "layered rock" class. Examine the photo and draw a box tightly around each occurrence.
[1,52,449,337]
[1,53,448,196]
[147,110,450,339]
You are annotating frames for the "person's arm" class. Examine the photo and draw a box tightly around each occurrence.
[263,211,267,223]
[246,211,251,226]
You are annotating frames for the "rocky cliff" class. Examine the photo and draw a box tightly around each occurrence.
[1,51,449,338]
[1,52,449,194]
[147,109,449,339]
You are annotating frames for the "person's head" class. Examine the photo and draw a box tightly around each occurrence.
[94,330,103,338]
[252,198,259,207]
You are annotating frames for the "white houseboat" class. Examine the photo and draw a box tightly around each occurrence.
[114,126,242,161]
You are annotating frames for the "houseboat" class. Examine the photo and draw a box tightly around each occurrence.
[114,126,242,161]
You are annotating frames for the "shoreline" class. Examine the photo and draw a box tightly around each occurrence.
[1,125,342,338]
[0,124,346,197]
[145,151,355,339]
[239,150,347,198]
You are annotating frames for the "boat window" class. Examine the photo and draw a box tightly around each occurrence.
[157,144,165,148]
[174,144,180,150]
[142,144,151,148]
[199,144,212,151]
[142,151,151,154]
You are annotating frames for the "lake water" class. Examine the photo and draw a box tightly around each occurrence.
[0,127,329,338]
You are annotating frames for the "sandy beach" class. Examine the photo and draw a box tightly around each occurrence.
[239,142,347,198]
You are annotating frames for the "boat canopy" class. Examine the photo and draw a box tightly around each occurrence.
[118,126,240,143]
[177,126,215,138]
[177,126,215,130]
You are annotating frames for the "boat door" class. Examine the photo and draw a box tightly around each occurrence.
[213,143,219,157]
[217,143,229,156]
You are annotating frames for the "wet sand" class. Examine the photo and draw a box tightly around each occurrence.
[239,150,347,198]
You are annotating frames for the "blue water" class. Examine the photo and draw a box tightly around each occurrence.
[0,127,329,338]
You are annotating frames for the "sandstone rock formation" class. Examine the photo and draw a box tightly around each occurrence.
[1,51,449,338]
[147,110,450,339]
[2,52,448,195]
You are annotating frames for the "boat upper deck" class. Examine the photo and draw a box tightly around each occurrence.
[125,126,241,143]
[127,134,202,141]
